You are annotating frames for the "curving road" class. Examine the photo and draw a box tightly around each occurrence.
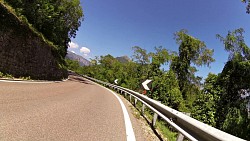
[0,74,138,141]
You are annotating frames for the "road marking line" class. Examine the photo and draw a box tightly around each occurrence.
[0,80,53,83]
[98,84,136,141]
[0,78,68,84]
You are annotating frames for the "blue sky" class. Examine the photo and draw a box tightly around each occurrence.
[68,0,250,78]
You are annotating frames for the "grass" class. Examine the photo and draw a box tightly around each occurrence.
[156,120,178,141]
[0,71,13,79]
[0,71,31,80]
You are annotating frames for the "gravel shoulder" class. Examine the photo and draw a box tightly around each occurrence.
[117,94,162,141]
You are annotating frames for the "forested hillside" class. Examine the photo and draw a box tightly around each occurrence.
[69,29,250,140]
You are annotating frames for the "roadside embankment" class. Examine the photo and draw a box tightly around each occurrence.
[0,2,67,80]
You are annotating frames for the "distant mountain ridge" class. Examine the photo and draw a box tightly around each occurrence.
[66,52,130,66]
[66,51,90,66]
[116,56,131,63]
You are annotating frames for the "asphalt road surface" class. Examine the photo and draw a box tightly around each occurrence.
[0,74,140,141]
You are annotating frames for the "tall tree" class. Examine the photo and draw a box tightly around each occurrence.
[132,46,150,65]
[131,46,151,80]
[171,29,215,99]
[149,46,171,76]
[216,28,250,61]
[216,28,250,140]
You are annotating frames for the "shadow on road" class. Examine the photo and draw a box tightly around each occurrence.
[68,72,93,85]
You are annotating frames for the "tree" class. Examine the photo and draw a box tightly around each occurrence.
[216,28,250,140]
[215,60,250,140]
[132,46,150,65]
[131,46,151,80]
[122,62,141,90]
[192,73,221,127]
[216,28,250,61]
[5,0,84,57]
[149,46,172,76]
[65,59,80,73]
[171,29,215,100]
[150,70,185,111]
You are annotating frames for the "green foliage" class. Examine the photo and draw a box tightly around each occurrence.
[65,59,81,73]
[192,73,221,127]
[80,46,188,112]
[215,29,250,140]
[221,106,249,139]
[214,60,250,139]
[151,70,185,111]
[0,71,14,79]
[149,46,172,76]
[156,120,178,141]
[4,74,14,79]
[66,28,249,140]
[0,71,31,80]
[171,29,215,101]
[174,29,215,67]
[5,0,84,57]
[216,28,250,61]
[132,46,150,65]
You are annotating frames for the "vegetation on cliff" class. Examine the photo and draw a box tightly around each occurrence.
[3,0,83,58]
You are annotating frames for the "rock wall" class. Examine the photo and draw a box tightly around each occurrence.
[0,3,67,80]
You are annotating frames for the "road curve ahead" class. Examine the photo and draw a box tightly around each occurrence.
[0,74,135,141]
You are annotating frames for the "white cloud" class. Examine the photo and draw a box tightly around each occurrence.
[80,47,91,57]
[70,50,76,54]
[68,42,79,49]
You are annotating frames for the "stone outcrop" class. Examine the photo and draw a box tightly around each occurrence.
[0,3,67,80]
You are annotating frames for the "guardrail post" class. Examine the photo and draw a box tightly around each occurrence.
[152,101,161,127]
[176,113,190,141]
[129,94,132,102]
[134,98,137,107]
[142,104,145,115]
[152,112,158,127]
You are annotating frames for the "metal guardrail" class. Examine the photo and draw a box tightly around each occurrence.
[83,75,246,141]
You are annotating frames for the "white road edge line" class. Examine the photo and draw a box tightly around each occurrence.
[0,78,69,84]
[98,84,136,141]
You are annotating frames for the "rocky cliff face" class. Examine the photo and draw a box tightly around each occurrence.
[66,51,90,66]
[0,3,67,80]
